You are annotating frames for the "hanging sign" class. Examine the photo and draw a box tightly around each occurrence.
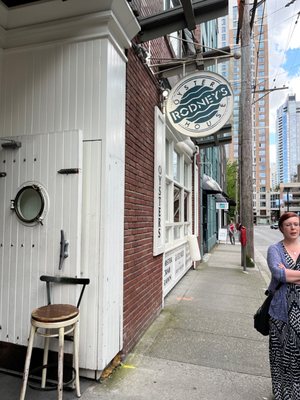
[216,202,229,210]
[166,71,233,138]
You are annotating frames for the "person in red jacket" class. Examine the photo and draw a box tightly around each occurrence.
[228,220,235,245]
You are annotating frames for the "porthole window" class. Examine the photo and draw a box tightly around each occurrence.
[13,183,49,225]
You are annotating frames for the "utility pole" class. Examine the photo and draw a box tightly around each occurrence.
[239,0,254,266]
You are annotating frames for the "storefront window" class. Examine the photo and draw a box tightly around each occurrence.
[165,179,171,223]
[164,136,192,245]
[165,226,171,244]
[184,162,189,187]
[173,150,180,182]
[174,226,181,240]
[173,185,181,222]
[184,190,189,222]
[166,139,170,175]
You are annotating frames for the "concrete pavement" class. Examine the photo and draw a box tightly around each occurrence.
[82,243,273,400]
[0,243,273,399]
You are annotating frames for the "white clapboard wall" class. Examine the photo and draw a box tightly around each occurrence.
[0,130,82,347]
[0,37,126,373]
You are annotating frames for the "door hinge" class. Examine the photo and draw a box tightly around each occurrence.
[57,168,79,175]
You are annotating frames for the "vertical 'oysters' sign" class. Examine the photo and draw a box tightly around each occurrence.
[166,71,233,138]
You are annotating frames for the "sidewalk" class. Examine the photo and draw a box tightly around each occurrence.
[82,243,272,400]
[0,243,273,400]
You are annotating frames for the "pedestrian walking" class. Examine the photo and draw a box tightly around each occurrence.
[228,220,235,245]
[267,211,300,399]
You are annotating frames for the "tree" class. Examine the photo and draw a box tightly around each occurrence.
[226,160,238,220]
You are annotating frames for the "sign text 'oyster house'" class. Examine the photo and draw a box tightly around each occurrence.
[166,71,233,138]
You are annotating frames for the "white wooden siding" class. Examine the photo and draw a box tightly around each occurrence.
[0,41,103,139]
[98,40,126,367]
[0,130,82,346]
[80,139,102,371]
[0,37,126,372]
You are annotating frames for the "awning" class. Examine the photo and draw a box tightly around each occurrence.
[191,124,232,149]
[202,174,222,194]
[203,175,237,206]
[224,196,236,206]
[222,191,236,206]
[137,0,228,43]
[214,193,227,203]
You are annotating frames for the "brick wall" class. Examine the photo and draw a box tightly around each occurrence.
[123,0,179,354]
[123,47,163,354]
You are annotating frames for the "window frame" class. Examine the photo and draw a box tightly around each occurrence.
[165,137,192,246]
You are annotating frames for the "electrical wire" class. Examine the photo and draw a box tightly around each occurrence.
[253,11,299,39]
[142,1,298,109]
[251,2,296,96]
[145,33,236,69]
[270,9,300,93]
[146,9,297,67]
[252,0,266,102]
[256,1,293,23]
[251,1,300,105]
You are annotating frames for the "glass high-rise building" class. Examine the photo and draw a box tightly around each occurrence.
[218,0,270,224]
[276,94,300,183]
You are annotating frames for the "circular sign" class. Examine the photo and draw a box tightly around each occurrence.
[166,71,233,138]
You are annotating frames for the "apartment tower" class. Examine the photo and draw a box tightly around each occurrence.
[276,94,300,183]
[218,0,270,223]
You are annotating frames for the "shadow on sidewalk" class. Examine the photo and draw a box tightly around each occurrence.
[82,243,273,400]
[0,369,94,399]
[0,244,273,400]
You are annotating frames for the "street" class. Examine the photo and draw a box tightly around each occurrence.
[254,224,282,285]
[254,224,282,260]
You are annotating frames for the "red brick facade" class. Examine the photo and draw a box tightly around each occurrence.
[122,0,200,356]
[123,42,171,353]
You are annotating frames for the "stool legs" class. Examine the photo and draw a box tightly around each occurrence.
[20,320,80,400]
[19,325,37,400]
[73,321,81,397]
[41,333,50,388]
[58,327,65,400]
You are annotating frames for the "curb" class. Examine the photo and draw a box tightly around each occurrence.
[255,248,271,287]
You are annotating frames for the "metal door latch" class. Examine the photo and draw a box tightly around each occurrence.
[59,230,69,270]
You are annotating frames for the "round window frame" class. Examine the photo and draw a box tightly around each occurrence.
[13,182,49,226]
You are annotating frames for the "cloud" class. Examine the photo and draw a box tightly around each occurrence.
[267,2,300,133]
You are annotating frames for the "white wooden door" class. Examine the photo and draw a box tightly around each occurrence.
[0,130,82,346]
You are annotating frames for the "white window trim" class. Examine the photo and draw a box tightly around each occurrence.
[154,107,196,255]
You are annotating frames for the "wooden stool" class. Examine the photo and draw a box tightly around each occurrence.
[19,276,90,400]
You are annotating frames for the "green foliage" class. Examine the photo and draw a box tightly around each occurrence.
[226,160,238,219]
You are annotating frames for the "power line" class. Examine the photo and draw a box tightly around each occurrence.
[252,0,266,101]
[271,10,300,91]
[256,1,296,22]
[285,0,297,7]
[253,10,299,38]
[252,86,289,105]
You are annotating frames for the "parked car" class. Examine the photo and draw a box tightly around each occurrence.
[270,222,279,229]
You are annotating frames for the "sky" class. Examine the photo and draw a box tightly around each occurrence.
[266,0,300,163]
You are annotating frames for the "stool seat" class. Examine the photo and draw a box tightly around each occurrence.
[32,304,79,323]
[19,275,90,400]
